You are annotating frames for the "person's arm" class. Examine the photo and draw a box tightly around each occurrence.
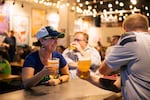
[62,49,78,69]
[59,64,70,83]
[72,42,90,57]
[1,42,9,48]
[68,62,78,69]
[22,66,50,88]
[86,72,102,87]
[99,61,113,75]
[48,65,70,86]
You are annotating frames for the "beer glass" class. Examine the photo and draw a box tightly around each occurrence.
[47,58,59,79]
[69,45,76,51]
[78,57,91,79]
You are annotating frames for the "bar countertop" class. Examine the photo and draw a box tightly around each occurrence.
[0,74,21,81]
[0,78,121,100]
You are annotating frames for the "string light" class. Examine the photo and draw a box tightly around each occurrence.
[13,0,15,5]
[31,0,149,19]
[21,3,24,8]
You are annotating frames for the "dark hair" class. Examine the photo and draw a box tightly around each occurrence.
[10,30,14,34]
[32,40,42,47]
[57,45,66,51]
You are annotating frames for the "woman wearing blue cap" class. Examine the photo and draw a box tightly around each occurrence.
[22,26,70,88]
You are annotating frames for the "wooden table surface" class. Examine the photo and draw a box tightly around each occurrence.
[0,74,21,81]
[0,78,120,100]
[10,62,23,67]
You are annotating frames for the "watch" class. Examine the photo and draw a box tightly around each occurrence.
[59,77,63,84]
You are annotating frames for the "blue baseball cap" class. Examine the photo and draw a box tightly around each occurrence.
[36,26,64,40]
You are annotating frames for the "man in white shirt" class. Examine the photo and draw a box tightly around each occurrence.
[63,32,101,79]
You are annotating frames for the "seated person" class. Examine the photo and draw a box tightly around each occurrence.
[63,32,101,79]
[0,50,11,74]
[20,44,31,59]
[22,26,70,88]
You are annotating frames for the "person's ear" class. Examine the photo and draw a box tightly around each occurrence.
[121,27,126,33]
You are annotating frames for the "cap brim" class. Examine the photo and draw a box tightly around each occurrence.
[57,33,65,38]
[44,32,65,39]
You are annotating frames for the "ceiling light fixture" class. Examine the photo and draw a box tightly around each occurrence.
[21,3,24,8]
[13,0,15,5]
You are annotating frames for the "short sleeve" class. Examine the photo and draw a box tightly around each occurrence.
[105,32,137,70]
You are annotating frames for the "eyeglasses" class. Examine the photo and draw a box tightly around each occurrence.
[74,38,85,42]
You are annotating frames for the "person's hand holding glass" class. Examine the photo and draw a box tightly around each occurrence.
[69,43,76,51]
[47,58,59,79]
[69,41,82,52]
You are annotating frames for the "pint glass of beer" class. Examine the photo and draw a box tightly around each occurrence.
[47,58,59,79]
[69,45,76,51]
[78,57,91,79]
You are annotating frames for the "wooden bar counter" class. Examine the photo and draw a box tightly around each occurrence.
[0,78,121,100]
[0,74,22,94]
[0,74,21,81]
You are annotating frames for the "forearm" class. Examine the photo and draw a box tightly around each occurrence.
[22,71,45,88]
[59,65,70,83]
[2,43,9,47]
[99,61,113,75]
[87,74,102,88]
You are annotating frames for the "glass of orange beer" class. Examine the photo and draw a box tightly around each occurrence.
[47,58,59,79]
[78,57,91,79]
[69,45,76,51]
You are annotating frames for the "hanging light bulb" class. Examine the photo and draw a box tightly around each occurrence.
[21,3,24,8]
[13,0,15,5]
[100,1,103,5]
[0,0,5,5]
[130,0,137,5]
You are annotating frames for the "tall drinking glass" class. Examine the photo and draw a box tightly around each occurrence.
[78,57,91,79]
[47,58,59,79]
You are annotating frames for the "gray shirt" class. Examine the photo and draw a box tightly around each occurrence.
[105,32,150,100]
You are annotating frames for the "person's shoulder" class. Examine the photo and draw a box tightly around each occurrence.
[25,50,38,59]
[29,50,38,55]
[120,32,135,39]
[87,45,98,51]
[119,32,136,46]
